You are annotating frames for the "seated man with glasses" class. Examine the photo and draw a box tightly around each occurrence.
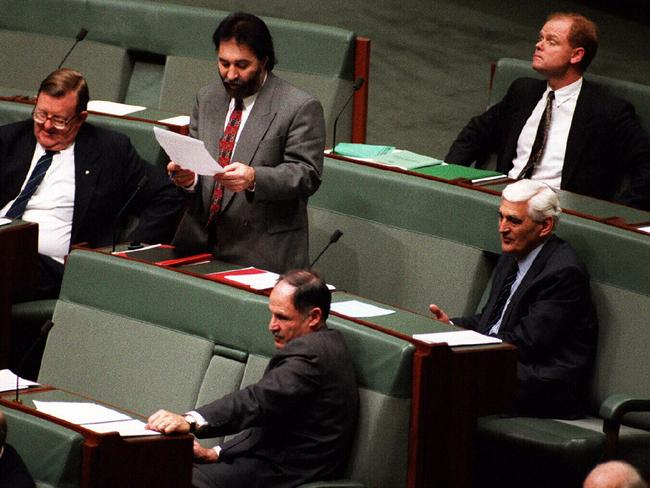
[0,68,182,300]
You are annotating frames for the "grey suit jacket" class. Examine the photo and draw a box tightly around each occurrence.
[173,72,326,273]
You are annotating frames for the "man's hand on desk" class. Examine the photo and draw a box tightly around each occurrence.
[167,161,197,188]
[216,162,255,192]
[146,409,191,435]
[428,304,452,324]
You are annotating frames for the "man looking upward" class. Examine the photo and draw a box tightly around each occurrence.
[446,12,650,210]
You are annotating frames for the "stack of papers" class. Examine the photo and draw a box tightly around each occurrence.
[33,401,160,437]
[331,300,395,318]
[412,330,502,346]
[87,100,146,116]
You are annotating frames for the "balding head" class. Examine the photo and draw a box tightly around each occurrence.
[584,461,647,488]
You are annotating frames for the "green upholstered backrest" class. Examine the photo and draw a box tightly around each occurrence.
[159,56,353,141]
[309,157,499,315]
[0,29,132,102]
[0,1,356,80]
[1,405,83,488]
[38,249,414,487]
[489,57,650,131]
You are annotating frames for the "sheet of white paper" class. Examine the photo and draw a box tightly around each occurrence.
[158,115,191,126]
[412,330,502,346]
[82,419,161,437]
[0,217,12,227]
[153,127,222,176]
[34,401,131,425]
[224,270,280,290]
[639,225,650,234]
[87,100,146,116]
[0,369,39,392]
[331,300,395,318]
[112,243,162,255]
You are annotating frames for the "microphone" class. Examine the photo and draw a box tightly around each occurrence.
[310,230,343,268]
[331,77,365,154]
[14,320,55,403]
[57,28,89,69]
[112,175,149,252]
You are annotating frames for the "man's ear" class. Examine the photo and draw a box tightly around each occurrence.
[78,111,89,124]
[308,307,323,330]
[570,47,585,66]
[539,216,554,238]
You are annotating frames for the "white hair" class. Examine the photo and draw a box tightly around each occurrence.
[502,179,561,225]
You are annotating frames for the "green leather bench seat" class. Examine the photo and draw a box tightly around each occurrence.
[0,29,132,102]
[1,405,83,488]
[34,249,415,487]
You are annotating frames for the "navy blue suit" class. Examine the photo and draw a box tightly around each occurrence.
[453,236,598,418]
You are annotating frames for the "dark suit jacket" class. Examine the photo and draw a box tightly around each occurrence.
[446,78,650,210]
[453,236,598,418]
[194,328,359,488]
[0,120,182,249]
[173,72,326,273]
[0,444,36,488]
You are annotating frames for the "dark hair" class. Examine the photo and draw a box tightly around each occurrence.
[212,12,276,71]
[279,269,331,322]
[38,68,89,112]
[548,12,598,72]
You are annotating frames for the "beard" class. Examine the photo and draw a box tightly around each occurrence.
[221,67,265,99]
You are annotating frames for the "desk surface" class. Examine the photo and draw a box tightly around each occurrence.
[1,385,192,488]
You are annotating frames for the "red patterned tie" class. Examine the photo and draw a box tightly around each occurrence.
[208,98,243,224]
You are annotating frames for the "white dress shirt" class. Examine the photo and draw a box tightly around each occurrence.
[509,78,583,189]
[0,144,76,263]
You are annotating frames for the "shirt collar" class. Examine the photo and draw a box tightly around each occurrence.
[516,239,547,275]
[546,77,582,107]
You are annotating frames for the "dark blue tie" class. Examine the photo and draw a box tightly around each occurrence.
[487,261,519,327]
[5,150,57,219]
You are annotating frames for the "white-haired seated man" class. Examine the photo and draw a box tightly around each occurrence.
[429,179,598,418]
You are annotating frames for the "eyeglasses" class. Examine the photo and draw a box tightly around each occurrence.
[32,109,79,130]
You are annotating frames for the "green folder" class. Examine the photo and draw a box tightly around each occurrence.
[333,143,395,158]
[414,164,504,181]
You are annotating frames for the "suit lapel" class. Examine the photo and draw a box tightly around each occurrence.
[499,236,559,331]
[220,73,278,211]
[71,125,102,243]
[502,80,547,169]
[562,81,595,187]
[1,126,37,207]
[479,255,517,332]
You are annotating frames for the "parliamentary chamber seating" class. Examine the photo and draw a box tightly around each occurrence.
[2,0,368,378]
[306,147,650,485]
[0,0,367,143]
[3,249,415,488]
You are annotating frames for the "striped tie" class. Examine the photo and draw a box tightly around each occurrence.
[517,91,555,180]
[5,150,57,219]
